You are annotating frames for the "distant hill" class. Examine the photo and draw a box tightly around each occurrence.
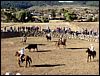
[1,1,99,9]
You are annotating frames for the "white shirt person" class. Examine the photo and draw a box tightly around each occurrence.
[89,44,94,52]
[18,48,25,62]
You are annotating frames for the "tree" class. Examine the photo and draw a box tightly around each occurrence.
[11,13,18,22]
[15,10,28,22]
[4,12,12,22]
[51,9,56,18]
[64,11,77,21]
[87,15,93,22]
[42,16,49,23]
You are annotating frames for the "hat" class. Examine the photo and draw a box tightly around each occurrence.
[21,48,24,50]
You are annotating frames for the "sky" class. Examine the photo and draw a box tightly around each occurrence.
[58,1,74,3]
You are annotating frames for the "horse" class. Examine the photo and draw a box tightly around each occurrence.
[15,51,32,67]
[56,38,66,48]
[21,35,27,44]
[86,48,96,62]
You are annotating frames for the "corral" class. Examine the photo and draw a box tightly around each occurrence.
[1,22,99,75]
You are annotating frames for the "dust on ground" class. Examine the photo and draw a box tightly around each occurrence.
[1,36,99,75]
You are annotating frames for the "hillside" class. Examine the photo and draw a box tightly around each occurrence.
[1,1,99,9]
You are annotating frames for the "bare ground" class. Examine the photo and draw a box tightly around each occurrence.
[1,36,99,75]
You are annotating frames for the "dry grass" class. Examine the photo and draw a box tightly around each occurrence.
[1,37,99,75]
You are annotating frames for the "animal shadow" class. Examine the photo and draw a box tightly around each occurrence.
[91,59,99,62]
[31,64,65,67]
[51,41,58,42]
[65,48,88,50]
[37,44,46,46]
[37,50,52,52]
[25,43,46,46]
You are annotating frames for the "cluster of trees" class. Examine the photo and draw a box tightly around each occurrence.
[64,12,77,21]
[62,9,77,21]
[2,8,78,23]
[2,10,32,22]
[1,1,99,9]
[2,10,50,23]
[3,7,98,23]
[1,1,99,23]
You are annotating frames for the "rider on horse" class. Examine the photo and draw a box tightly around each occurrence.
[47,33,51,37]
[22,34,27,43]
[57,34,66,47]
[59,34,64,43]
[18,48,25,63]
[86,44,96,62]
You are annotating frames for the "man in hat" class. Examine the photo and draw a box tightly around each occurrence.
[18,48,25,63]
[89,44,95,52]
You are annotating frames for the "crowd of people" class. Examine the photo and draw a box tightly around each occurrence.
[1,25,99,36]
[1,25,99,42]
[42,26,99,37]
[1,26,40,32]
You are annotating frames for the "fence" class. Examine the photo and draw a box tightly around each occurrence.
[1,32,21,38]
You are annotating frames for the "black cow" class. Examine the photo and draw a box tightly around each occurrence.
[25,44,38,52]
[46,34,51,41]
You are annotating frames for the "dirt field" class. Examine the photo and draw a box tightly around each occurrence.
[1,36,99,75]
